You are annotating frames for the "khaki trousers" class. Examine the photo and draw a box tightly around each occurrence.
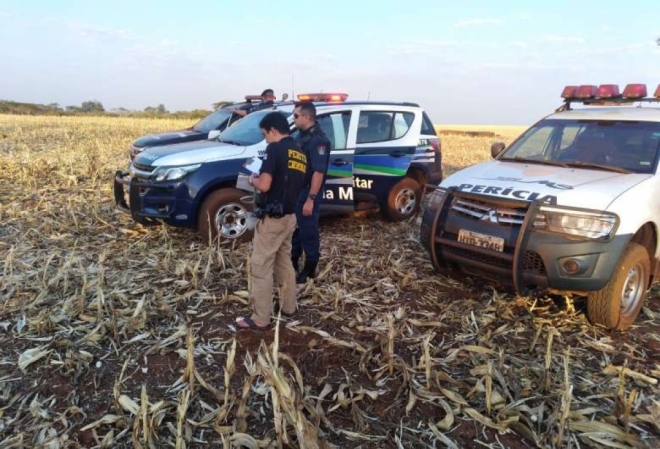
[250,214,298,325]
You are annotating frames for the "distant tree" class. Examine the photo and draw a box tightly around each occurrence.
[657,37,660,46]
[66,105,82,113]
[156,104,168,114]
[81,100,105,113]
[213,101,234,109]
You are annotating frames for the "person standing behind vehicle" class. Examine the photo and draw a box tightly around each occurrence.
[236,112,307,330]
[291,101,331,284]
[232,89,276,117]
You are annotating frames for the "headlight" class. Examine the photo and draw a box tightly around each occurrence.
[153,164,202,182]
[424,187,447,210]
[533,206,618,240]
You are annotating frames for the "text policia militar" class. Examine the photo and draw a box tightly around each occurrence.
[322,176,374,201]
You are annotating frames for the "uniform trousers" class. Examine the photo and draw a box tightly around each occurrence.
[249,214,298,325]
[292,188,322,263]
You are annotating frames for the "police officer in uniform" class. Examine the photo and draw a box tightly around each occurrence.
[232,89,276,117]
[291,101,331,284]
[236,112,307,330]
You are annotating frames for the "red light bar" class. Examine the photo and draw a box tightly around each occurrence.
[655,84,660,98]
[596,84,620,98]
[576,85,598,99]
[296,93,349,102]
[622,84,647,99]
[561,86,578,99]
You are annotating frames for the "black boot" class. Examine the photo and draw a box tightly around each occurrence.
[296,261,318,284]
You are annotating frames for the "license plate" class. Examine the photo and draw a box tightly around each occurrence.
[457,229,504,252]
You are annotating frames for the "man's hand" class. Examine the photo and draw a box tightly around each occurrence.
[249,173,260,187]
[303,198,314,216]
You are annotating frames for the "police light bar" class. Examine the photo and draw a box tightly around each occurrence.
[622,84,647,99]
[576,85,598,99]
[297,93,349,102]
[244,95,263,101]
[596,84,620,98]
[561,86,578,99]
[655,84,660,98]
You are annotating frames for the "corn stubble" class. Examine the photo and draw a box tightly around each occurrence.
[1,115,659,448]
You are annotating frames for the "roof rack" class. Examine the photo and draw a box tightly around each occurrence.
[556,83,660,111]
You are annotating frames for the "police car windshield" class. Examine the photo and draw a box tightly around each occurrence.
[192,108,233,133]
[218,110,292,146]
[500,119,660,174]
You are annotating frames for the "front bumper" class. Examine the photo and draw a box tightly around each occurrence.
[113,170,195,228]
[420,188,627,294]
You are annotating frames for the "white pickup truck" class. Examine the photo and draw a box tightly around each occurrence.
[421,83,660,330]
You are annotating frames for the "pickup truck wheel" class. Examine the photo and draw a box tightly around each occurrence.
[197,188,253,244]
[587,242,649,330]
[384,177,422,221]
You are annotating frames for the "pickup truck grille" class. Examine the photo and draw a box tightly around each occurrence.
[450,197,527,227]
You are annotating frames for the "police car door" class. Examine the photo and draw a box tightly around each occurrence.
[353,109,418,207]
[316,111,355,212]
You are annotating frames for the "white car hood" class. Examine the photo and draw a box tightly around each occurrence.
[146,142,247,166]
[441,161,651,210]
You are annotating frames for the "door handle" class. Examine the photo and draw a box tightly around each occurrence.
[390,150,406,158]
[333,159,349,166]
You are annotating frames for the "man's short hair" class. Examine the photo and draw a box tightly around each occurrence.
[261,88,275,98]
[294,101,316,120]
[259,112,290,135]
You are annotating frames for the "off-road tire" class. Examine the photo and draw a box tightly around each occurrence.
[197,188,253,244]
[587,242,649,330]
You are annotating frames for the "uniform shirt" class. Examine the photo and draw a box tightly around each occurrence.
[297,125,331,188]
[259,136,307,214]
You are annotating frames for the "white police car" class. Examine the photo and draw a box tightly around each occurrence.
[114,93,442,242]
[421,83,660,330]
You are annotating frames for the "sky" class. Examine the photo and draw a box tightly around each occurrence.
[1,0,659,125]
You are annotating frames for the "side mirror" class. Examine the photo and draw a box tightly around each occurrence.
[281,93,289,101]
[491,142,506,158]
[208,130,221,140]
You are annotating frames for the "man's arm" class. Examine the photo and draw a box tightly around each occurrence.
[250,173,272,192]
[302,171,324,216]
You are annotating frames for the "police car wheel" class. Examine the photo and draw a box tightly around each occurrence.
[586,242,649,330]
[384,177,422,221]
[197,188,254,244]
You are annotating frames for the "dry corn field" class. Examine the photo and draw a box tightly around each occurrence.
[1,114,660,449]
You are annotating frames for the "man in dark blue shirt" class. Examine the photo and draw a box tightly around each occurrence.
[232,89,276,117]
[291,101,331,283]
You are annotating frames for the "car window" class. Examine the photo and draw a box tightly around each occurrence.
[501,119,660,173]
[506,125,554,159]
[217,110,291,146]
[357,111,414,143]
[393,112,415,139]
[421,112,437,136]
[559,123,582,150]
[192,108,233,133]
[317,112,351,150]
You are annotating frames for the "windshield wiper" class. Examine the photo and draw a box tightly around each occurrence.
[563,161,632,174]
[499,157,569,168]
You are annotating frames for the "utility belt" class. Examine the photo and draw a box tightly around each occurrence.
[254,202,290,219]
